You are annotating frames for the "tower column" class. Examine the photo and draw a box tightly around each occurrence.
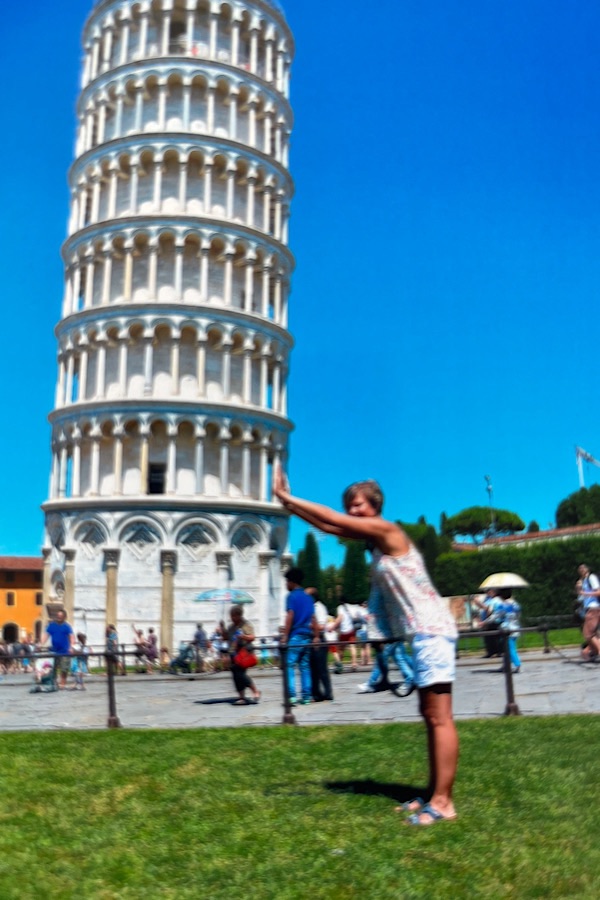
[160,550,177,653]
[63,549,76,623]
[104,549,120,632]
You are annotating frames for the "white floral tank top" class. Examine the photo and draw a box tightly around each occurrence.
[368,545,457,640]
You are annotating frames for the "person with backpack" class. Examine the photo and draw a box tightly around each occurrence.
[577,564,600,661]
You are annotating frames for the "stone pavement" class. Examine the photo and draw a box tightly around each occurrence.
[0,647,598,731]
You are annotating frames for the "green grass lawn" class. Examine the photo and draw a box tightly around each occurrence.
[457,627,581,655]
[0,717,597,899]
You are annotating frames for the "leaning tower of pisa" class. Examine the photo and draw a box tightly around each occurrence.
[42,0,295,648]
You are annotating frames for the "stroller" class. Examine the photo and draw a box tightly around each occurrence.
[169,642,195,675]
[30,660,58,693]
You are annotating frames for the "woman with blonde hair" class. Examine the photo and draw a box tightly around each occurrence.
[274,470,458,826]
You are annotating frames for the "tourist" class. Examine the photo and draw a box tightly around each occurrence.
[496,590,521,674]
[224,605,260,705]
[70,632,90,690]
[274,470,459,826]
[281,567,316,705]
[42,609,75,690]
[307,587,334,702]
[577,564,600,660]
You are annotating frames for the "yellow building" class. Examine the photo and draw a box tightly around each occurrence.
[0,557,44,643]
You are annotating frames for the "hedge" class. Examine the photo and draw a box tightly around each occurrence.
[433,536,600,622]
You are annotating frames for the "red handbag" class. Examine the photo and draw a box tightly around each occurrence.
[233,646,258,669]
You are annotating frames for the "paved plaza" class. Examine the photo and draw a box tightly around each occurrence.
[0,646,598,731]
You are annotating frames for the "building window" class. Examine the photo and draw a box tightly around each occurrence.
[148,463,166,494]
[5,572,14,583]
[6,592,15,607]
[35,592,43,606]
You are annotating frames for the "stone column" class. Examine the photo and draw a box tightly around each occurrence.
[200,240,210,299]
[77,346,88,402]
[178,160,188,211]
[63,548,76,623]
[140,425,150,493]
[244,254,255,312]
[104,548,120,631]
[118,338,128,395]
[242,429,253,496]
[194,423,205,493]
[143,333,154,395]
[160,550,177,653]
[258,550,276,635]
[242,337,253,402]
[229,90,238,140]
[167,425,177,494]
[207,85,215,134]
[203,161,213,212]
[42,547,52,633]
[182,81,192,130]
[231,18,240,65]
[226,164,236,218]
[101,252,113,305]
[196,334,207,395]
[113,427,124,494]
[72,430,82,497]
[219,425,230,495]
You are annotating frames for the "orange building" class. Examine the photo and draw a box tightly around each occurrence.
[0,557,44,643]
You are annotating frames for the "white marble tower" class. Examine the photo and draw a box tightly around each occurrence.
[42,0,295,648]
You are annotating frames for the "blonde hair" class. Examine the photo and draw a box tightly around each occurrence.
[342,480,384,515]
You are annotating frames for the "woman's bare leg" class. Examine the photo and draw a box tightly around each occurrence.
[416,686,458,821]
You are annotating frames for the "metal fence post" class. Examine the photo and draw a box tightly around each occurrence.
[502,633,520,716]
[106,652,122,728]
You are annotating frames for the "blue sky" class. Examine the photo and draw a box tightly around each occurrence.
[2,0,600,567]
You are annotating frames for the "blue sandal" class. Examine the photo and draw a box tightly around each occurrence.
[406,803,456,826]
[394,797,424,813]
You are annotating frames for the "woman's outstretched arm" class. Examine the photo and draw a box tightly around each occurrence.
[273,465,399,545]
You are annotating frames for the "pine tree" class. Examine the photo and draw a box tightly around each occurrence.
[302,531,322,594]
[341,542,369,603]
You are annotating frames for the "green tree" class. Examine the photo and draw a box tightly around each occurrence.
[302,531,323,594]
[527,520,540,533]
[443,506,525,544]
[433,535,600,622]
[400,517,451,573]
[321,565,341,613]
[341,542,369,603]
[556,485,600,528]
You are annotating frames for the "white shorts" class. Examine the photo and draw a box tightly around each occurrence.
[411,634,456,688]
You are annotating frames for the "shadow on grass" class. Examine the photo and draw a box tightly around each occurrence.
[324,779,428,804]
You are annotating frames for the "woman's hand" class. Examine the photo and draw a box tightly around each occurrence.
[273,461,290,501]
